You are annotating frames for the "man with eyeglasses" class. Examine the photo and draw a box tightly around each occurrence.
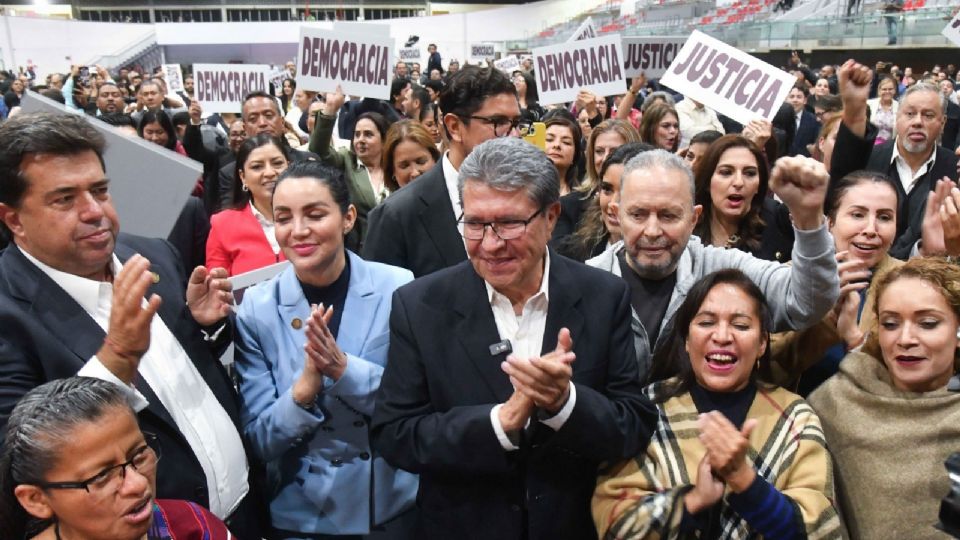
[372,137,656,540]
[832,59,959,259]
[364,65,523,277]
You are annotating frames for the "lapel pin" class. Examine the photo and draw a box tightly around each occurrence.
[291,318,303,330]
[151,272,160,284]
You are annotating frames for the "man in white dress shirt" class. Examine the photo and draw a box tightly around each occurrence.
[0,111,266,535]
[371,137,657,540]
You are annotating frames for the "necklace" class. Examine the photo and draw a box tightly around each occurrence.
[724,233,741,249]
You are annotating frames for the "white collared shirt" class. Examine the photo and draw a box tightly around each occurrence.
[250,202,280,256]
[442,152,464,236]
[890,140,936,194]
[20,251,250,519]
[485,252,577,450]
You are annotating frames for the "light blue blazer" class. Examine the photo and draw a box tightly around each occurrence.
[234,250,417,535]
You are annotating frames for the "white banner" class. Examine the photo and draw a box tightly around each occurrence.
[660,30,794,125]
[268,68,289,92]
[194,64,270,113]
[470,43,496,60]
[399,47,422,62]
[568,16,597,42]
[493,55,521,73]
[21,92,201,239]
[533,34,626,105]
[942,12,960,47]
[621,37,686,79]
[163,64,185,93]
[296,26,392,100]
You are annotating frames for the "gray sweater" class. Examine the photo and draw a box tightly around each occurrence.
[586,225,839,379]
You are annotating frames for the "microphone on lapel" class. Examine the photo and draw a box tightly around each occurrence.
[489,339,512,357]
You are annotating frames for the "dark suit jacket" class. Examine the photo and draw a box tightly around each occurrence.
[789,110,819,157]
[0,236,264,534]
[370,253,657,540]
[166,196,209,274]
[361,162,467,277]
[945,100,960,152]
[831,121,959,259]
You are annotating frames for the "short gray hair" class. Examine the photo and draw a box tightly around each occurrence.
[458,137,560,209]
[902,81,948,116]
[640,91,676,113]
[0,377,132,537]
[622,149,695,204]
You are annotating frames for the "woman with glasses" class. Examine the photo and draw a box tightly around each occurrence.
[0,377,233,540]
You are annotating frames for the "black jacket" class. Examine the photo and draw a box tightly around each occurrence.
[371,253,656,540]
[361,162,467,277]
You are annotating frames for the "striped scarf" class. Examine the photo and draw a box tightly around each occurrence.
[593,382,843,539]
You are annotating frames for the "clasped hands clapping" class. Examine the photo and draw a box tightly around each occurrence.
[497,328,576,431]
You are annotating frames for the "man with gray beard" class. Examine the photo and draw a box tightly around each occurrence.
[586,150,841,380]
[831,59,959,259]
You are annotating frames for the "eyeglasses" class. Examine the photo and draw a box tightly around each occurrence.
[33,433,160,503]
[458,207,544,241]
[458,114,522,137]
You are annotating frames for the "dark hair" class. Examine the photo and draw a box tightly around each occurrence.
[39,88,64,104]
[825,170,901,223]
[438,66,517,133]
[230,133,290,209]
[791,82,809,98]
[137,110,177,150]
[171,111,190,128]
[242,91,281,118]
[423,79,444,95]
[638,101,679,152]
[352,112,389,154]
[690,130,723,146]
[98,112,136,129]
[390,78,411,102]
[693,135,769,254]
[275,160,351,214]
[648,269,773,397]
[565,142,654,261]
[544,115,584,192]
[0,112,106,210]
[813,94,842,114]
[409,86,431,114]
[137,79,162,94]
[516,71,539,105]
[0,377,132,539]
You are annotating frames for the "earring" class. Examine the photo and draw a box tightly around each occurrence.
[955,327,960,340]
[241,184,249,192]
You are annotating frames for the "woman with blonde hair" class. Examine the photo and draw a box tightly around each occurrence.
[809,257,960,540]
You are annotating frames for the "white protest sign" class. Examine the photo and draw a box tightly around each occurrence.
[296,26,392,100]
[942,12,960,47]
[568,16,597,42]
[660,30,794,125]
[163,64,185,93]
[533,34,626,105]
[470,43,496,60]
[493,55,521,73]
[20,91,202,239]
[399,47,422,62]
[622,37,686,79]
[229,261,291,306]
[194,64,270,113]
[268,68,289,92]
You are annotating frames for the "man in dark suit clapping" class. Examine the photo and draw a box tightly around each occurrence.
[372,137,657,540]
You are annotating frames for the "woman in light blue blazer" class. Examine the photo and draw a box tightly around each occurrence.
[234,160,417,539]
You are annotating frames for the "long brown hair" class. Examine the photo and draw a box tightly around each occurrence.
[582,119,640,192]
[638,101,679,153]
[692,135,769,254]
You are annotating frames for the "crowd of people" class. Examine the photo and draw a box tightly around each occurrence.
[0,38,959,540]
